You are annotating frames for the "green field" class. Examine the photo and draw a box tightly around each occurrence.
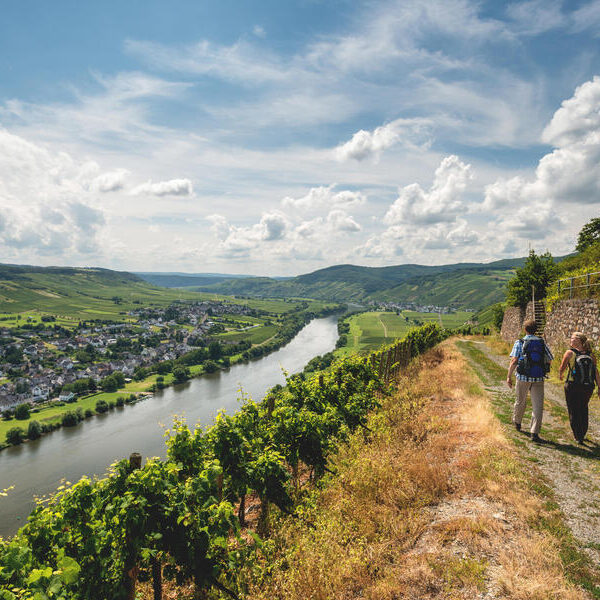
[337,310,473,355]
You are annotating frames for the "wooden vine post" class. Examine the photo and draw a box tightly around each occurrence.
[125,452,142,600]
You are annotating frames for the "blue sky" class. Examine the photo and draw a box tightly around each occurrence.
[0,0,599,275]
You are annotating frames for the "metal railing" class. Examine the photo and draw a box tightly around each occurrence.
[556,271,600,298]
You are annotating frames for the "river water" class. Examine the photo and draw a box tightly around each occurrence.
[0,315,340,537]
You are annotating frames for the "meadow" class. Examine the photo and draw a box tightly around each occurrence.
[337,310,473,355]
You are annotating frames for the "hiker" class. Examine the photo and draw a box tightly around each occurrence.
[558,332,600,444]
[506,319,553,443]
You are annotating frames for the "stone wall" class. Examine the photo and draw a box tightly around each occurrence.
[501,306,526,343]
[501,298,600,350]
[544,299,600,350]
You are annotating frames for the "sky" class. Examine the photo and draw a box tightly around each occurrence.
[0,0,599,276]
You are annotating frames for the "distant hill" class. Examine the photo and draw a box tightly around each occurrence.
[0,263,203,320]
[184,258,530,309]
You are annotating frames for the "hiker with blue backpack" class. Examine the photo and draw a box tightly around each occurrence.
[506,319,553,443]
[558,332,600,445]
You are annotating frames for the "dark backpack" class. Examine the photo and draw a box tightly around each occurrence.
[516,336,548,378]
[567,349,596,388]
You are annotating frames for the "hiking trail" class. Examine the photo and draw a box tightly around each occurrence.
[456,338,600,568]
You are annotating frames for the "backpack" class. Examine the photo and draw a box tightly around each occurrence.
[567,349,596,388]
[516,336,549,378]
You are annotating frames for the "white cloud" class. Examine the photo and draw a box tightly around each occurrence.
[260,211,289,240]
[484,76,600,210]
[0,129,109,258]
[130,178,193,197]
[282,185,366,212]
[334,118,431,162]
[384,155,473,225]
[90,169,129,192]
[326,209,362,232]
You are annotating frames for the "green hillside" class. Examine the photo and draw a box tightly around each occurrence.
[371,268,514,308]
[0,264,204,321]
[188,258,529,309]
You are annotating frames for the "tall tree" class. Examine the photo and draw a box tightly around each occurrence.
[576,217,600,252]
[506,250,559,307]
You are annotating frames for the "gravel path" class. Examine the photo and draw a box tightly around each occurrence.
[457,339,600,567]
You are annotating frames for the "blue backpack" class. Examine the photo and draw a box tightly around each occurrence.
[516,336,548,378]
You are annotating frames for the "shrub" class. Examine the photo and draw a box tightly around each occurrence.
[84,409,94,418]
[14,403,31,420]
[115,397,125,407]
[203,360,219,373]
[6,426,25,445]
[27,420,42,440]
[95,399,109,414]
[61,411,80,427]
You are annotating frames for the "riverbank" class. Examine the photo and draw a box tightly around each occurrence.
[0,306,343,451]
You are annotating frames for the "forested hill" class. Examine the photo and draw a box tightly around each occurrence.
[179,258,531,309]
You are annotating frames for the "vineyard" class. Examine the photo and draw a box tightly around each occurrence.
[0,323,448,600]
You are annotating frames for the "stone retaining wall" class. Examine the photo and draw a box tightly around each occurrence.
[501,306,526,343]
[544,299,600,350]
[501,298,600,350]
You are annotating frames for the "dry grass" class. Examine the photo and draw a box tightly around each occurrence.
[239,342,591,600]
[482,333,513,356]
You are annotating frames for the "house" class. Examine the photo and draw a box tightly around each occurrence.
[59,392,75,402]
[32,385,49,401]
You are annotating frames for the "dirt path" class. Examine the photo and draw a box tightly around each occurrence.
[456,339,600,567]
[378,313,389,338]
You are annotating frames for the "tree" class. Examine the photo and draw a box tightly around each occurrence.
[173,366,191,384]
[14,403,31,420]
[576,217,600,252]
[6,426,25,445]
[27,420,42,440]
[208,341,222,360]
[506,250,559,307]
[95,400,109,413]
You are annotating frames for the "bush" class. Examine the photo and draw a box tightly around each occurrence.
[95,400,109,414]
[27,420,42,440]
[173,366,191,384]
[115,397,125,407]
[6,426,25,445]
[61,410,81,427]
[14,403,31,420]
[203,360,219,373]
[84,409,94,418]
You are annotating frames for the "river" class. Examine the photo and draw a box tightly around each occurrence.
[0,314,340,537]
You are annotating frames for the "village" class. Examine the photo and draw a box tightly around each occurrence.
[0,300,256,412]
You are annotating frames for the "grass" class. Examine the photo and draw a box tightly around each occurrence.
[337,310,473,355]
[0,392,128,442]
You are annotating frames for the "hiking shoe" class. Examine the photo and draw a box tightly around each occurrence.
[514,422,521,432]
[531,434,542,443]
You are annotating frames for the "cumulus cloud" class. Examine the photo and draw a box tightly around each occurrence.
[206,211,291,258]
[0,129,108,258]
[130,178,193,197]
[484,76,600,211]
[282,185,366,212]
[384,155,473,225]
[90,168,129,192]
[334,118,431,162]
[326,209,362,232]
